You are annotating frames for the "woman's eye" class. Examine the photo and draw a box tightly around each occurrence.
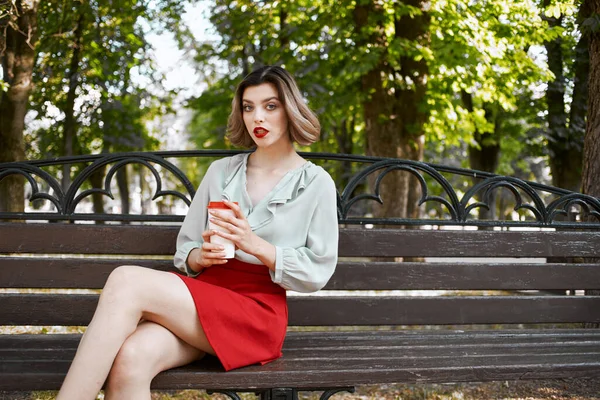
[243,105,253,112]
[266,103,276,110]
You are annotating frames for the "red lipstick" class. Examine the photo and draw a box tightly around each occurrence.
[253,127,269,138]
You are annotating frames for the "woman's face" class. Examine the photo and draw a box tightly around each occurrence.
[242,83,289,148]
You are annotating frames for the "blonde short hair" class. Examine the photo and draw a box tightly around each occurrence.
[226,66,320,148]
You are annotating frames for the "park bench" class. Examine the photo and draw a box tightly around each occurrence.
[1,151,600,399]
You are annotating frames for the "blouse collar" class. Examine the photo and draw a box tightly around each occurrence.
[221,152,317,230]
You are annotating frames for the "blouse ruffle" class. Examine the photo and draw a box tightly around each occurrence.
[221,153,318,231]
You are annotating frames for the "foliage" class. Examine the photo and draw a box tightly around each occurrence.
[187,1,578,178]
[23,0,197,160]
[426,0,560,163]
[4,0,590,196]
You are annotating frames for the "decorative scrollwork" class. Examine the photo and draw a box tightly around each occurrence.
[459,176,548,223]
[0,152,197,222]
[1,150,599,228]
[0,162,64,213]
[64,153,195,215]
[546,193,600,224]
[340,158,460,222]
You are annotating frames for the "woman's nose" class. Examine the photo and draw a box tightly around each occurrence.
[254,108,265,123]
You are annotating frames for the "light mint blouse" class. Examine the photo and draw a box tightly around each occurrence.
[174,153,339,293]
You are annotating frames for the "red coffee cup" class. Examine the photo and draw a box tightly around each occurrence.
[207,201,238,258]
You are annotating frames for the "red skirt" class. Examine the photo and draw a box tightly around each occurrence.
[174,259,288,371]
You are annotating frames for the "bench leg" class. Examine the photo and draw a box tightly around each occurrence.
[259,388,298,400]
[259,387,355,400]
[208,387,355,400]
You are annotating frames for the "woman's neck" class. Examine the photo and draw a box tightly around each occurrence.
[249,142,303,172]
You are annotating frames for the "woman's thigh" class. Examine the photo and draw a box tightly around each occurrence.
[109,266,215,354]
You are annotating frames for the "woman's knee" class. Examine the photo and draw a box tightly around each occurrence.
[106,332,158,387]
[103,265,145,300]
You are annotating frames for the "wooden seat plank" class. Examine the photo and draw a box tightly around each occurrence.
[0,332,600,362]
[2,345,600,390]
[3,258,600,290]
[2,293,599,326]
[6,341,600,362]
[3,329,600,351]
[2,223,600,258]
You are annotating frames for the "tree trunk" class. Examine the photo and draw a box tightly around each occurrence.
[279,3,289,54]
[117,166,130,221]
[0,0,40,213]
[544,5,587,192]
[354,0,429,221]
[461,92,501,221]
[581,0,600,328]
[569,27,590,148]
[89,165,106,224]
[332,117,355,190]
[61,6,85,192]
[468,135,500,221]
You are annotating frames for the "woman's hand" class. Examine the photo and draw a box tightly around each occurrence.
[207,200,258,255]
[207,200,277,270]
[187,230,229,272]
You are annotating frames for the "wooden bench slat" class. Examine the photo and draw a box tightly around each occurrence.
[0,223,179,255]
[291,296,600,325]
[0,258,173,288]
[4,327,600,358]
[157,362,600,389]
[3,257,600,290]
[339,229,600,258]
[322,262,600,290]
[3,363,600,391]
[2,343,600,390]
[282,329,600,347]
[2,294,599,326]
[2,223,600,257]
[4,329,600,350]
[0,344,600,374]
[282,342,600,358]
[7,340,600,362]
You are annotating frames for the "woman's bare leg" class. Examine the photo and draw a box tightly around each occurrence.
[56,266,215,400]
[104,321,204,400]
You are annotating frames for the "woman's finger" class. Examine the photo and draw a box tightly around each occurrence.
[202,241,225,252]
[209,210,239,227]
[204,252,227,260]
[209,218,242,235]
[223,200,245,219]
[211,229,236,242]
[201,230,212,242]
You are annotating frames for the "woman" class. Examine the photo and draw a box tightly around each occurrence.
[56,65,339,399]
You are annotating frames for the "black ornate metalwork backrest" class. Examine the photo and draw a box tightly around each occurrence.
[1,150,599,228]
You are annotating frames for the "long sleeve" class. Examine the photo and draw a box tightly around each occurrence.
[270,172,339,293]
[174,162,220,276]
